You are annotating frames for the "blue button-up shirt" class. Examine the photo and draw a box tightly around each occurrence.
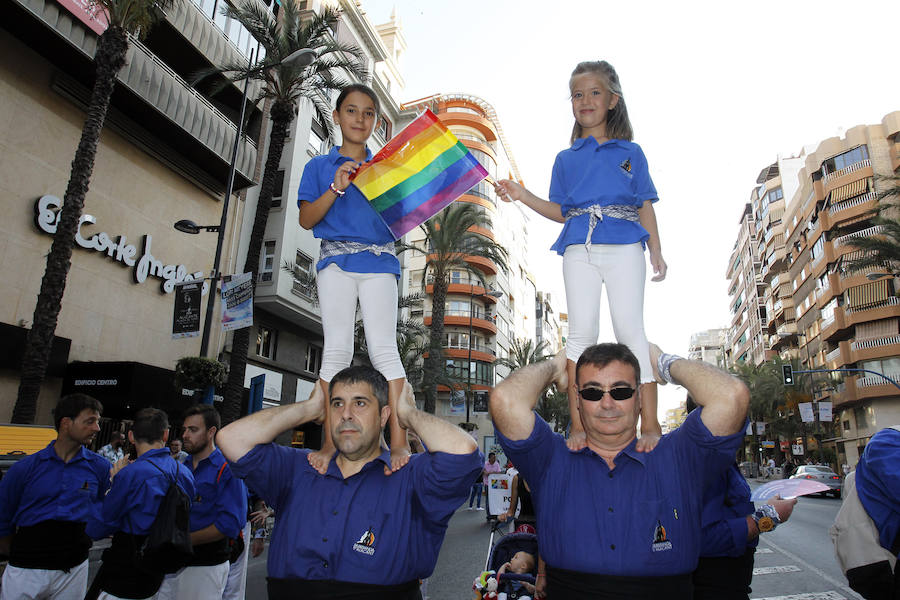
[495,409,745,576]
[187,448,246,539]
[297,147,400,276]
[699,463,756,558]
[230,444,482,584]
[0,441,111,536]
[548,137,657,254]
[855,426,900,554]
[86,448,195,539]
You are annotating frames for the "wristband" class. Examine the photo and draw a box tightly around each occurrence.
[751,503,781,533]
[657,353,682,384]
[329,182,346,197]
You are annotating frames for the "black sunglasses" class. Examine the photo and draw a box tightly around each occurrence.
[578,386,636,402]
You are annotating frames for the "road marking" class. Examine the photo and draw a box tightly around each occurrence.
[755,547,773,553]
[758,538,863,599]
[753,593,847,600]
[753,565,802,574]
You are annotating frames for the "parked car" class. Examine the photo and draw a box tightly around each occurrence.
[789,465,842,497]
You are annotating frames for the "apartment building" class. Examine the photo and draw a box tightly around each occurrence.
[688,328,727,367]
[724,203,768,366]
[536,291,561,355]
[1,0,266,422]
[725,111,900,467]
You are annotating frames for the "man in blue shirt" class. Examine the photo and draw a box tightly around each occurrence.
[155,405,246,600]
[86,407,195,600]
[217,365,482,599]
[0,394,111,600]
[490,343,749,599]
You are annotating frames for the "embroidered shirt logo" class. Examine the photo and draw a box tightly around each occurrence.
[619,158,633,178]
[651,519,672,552]
[352,527,376,556]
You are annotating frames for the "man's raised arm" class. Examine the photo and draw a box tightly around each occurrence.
[395,383,477,455]
[650,344,749,437]
[490,351,567,441]
[217,384,325,462]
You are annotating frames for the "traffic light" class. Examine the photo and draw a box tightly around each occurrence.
[782,364,794,386]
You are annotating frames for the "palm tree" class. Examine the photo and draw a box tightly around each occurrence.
[494,338,551,372]
[397,202,509,413]
[203,2,364,425]
[840,175,900,275]
[13,0,176,423]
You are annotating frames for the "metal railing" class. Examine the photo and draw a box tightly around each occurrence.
[821,314,836,330]
[857,372,900,388]
[825,347,842,363]
[834,225,885,248]
[823,159,870,184]
[443,342,495,355]
[851,334,900,351]
[845,296,900,314]
[829,191,876,216]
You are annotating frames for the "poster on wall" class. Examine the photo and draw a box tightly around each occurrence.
[221,273,253,331]
[172,281,202,338]
[447,389,466,416]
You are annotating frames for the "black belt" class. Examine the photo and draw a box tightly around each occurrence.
[85,532,164,600]
[547,565,692,600]
[189,538,231,566]
[267,577,422,600]
[9,520,90,571]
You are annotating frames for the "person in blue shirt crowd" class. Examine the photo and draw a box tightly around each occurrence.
[85,407,195,600]
[689,395,797,600]
[155,404,247,600]
[0,394,110,600]
[490,344,749,599]
[495,60,665,454]
[217,365,483,600]
[168,438,189,464]
[298,83,412,476]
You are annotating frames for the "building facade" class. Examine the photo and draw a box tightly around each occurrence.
[688,328,727,367]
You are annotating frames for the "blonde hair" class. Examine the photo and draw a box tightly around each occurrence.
[569,61,633,144]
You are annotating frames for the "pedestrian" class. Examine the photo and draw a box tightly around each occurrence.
[86,408,195,600]
[98,431,126,464]
[490,345,749,598]
[0,394,110,600]
[766,456,776,478]
[831,425,900,599]
[216,366,482,599]
[841,462,851,477]
[169,438,188,464]
[155,405,247,600]
[298,83,411,475]
[494,59,665,454]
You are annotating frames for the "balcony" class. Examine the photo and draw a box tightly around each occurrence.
[851,334,900,363]
[829,191,877,218]
[833,225,884,249]
[442,344,496,364]
[825,341,852,369]
[425,310,497,335]
[853,372,900,404]
[776,322,797,337]
[821,307,850,342]
[823,159,871,185]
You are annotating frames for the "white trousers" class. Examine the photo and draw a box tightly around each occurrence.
[317,265,406,382]
[221,522,251,600]
[0,559,88,600]
[563,243,653,383]
[152,561,229,600]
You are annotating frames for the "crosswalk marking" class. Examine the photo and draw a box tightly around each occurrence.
[755,547,773,553]
[753,592,847,600]
[753,565,802,575]
[758,538,863,599]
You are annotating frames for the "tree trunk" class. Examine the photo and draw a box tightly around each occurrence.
[422,268,448,414]
[13,27,129,423]
[222,99,294,426]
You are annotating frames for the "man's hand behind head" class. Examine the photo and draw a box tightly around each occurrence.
[551,350,568,392]
[395,381,417,430]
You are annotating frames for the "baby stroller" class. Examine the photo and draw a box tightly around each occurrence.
[473,519,538,600]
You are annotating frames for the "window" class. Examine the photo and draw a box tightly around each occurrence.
[256,325,278,359]
[305,344,322,374]
[853,406,868,430]
[811,236,825,262]
[308,119,328,156]
[292,250,314,298]
[821,146,869,176]
[376,117,391,140]
[270,169,285,208]
[259,240,276,282]
[446,106,482,116]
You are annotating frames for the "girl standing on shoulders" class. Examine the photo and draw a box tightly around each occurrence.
[495,61,664,452]
[298,83,410,473]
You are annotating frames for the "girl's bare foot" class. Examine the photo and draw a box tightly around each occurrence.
[307,445,334,475]
[566,428,587,451]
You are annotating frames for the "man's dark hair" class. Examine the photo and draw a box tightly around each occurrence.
[53,394,103,431]
[132,408,169,444]
[575,343,641,386]
[330,366,388,409]
[183,404,220,432]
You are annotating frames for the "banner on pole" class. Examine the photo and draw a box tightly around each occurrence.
[818,401,833,422]
[798,402,815,423]
[221,273,253,331]
[172,281,202,339]
[746,422,753,435]
[756,422,766,434]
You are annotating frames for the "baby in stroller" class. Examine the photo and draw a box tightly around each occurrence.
[473,524,538,600]
[497,551,536,597]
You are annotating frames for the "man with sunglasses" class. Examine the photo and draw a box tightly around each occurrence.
[490,343,749,599]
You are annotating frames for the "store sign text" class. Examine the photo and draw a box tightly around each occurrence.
[34,195,208,295]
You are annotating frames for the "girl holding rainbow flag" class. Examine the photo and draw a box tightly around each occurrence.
[298,84,410,473]
[495,60,665,452]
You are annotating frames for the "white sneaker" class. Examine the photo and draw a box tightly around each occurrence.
[476,507,485,511]
[467,506,474,511]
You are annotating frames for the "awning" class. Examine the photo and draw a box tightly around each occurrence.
[846,279,890,310]
[830,178,869,204]
[62,361,182,420]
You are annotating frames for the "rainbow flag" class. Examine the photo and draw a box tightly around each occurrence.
[351,109,489,239]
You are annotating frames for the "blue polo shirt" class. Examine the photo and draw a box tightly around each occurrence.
[548,138,658,254]
[230,444,482,584]
[0,441,110,536]
[855,426,900,555]
[86,448,195,539]
[297,147,400,276]
[187,448,246,539]
[698,464,757,558]
[495,409,745,576]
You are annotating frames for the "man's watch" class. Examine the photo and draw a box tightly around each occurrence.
[751,504,781,533]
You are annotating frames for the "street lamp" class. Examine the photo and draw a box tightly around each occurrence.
[467,284,503,425]
[174,220,220,235]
